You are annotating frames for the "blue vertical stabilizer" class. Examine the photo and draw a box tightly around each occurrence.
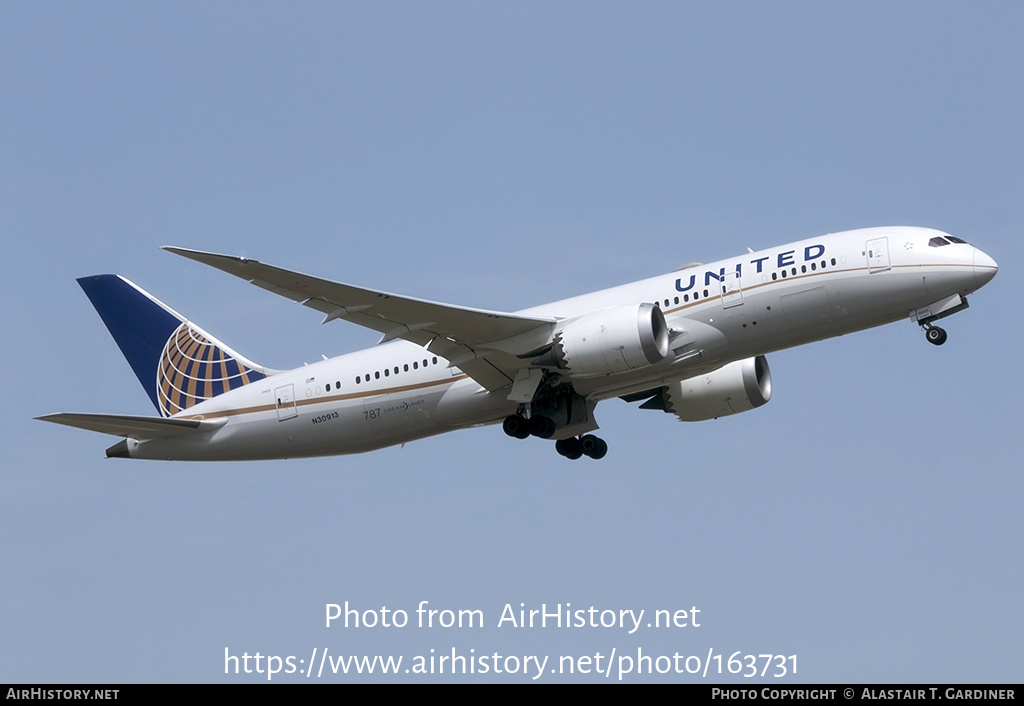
[77,275,268,417]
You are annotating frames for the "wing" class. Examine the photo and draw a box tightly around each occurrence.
[163,247,557,391]
[36,413,225,438]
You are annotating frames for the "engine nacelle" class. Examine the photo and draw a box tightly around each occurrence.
[664,355,772,421]
[554,303,669,377]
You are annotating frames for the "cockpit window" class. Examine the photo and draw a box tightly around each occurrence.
[929,235,970,247]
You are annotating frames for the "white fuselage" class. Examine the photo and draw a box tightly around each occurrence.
[124,226,997,460]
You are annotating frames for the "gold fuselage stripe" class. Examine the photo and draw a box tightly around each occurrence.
[180,259,983,423]
[182,373,470,422]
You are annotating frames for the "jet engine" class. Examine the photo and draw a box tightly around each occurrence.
[551,303,669,377]
[663,355,772,421]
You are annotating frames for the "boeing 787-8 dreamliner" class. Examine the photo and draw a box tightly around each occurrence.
[38,226,998,461]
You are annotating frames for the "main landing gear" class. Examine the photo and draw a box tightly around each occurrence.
[502,414,608,461]
[922,324,948,346]
[502,414,555,439]
[555,435,608,460]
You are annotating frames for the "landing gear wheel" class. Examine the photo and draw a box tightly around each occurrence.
[502,415,531,439]
[580,434,608,460]
[925,326,948,346]
[555,437,583,460]
[528,415,557,439]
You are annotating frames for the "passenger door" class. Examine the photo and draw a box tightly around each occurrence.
[275,384,297,420]
[866,237,891,273]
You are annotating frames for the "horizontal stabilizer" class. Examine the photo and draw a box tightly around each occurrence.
[36,413,224,439]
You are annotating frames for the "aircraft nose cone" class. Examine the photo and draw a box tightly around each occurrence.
[973,248,998,289]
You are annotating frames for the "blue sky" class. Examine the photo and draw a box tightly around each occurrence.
[2,2,1021,683]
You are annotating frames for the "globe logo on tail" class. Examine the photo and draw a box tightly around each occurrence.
[157,323,263,417]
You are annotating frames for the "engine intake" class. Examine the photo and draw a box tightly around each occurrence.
[553,303,669,377]
[664,355,772,421]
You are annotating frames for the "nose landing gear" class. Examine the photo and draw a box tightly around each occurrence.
[913,293,970,346]
[923,324,948,346]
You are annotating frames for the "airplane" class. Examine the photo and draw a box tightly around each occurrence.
[37,226,998,462]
